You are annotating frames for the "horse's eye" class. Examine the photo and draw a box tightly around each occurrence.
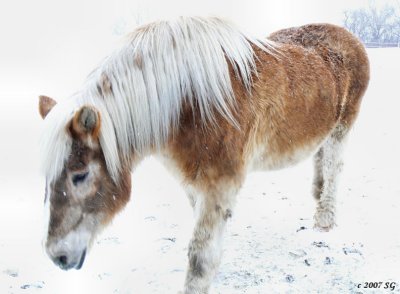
[72,172,89,186]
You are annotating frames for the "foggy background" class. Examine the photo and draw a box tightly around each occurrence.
[0,0,399,293]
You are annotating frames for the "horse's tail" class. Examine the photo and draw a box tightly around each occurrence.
[329,25,370,129]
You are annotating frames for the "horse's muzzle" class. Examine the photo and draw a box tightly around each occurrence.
[52,248,87,270]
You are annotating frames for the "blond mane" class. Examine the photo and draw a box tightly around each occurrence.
[40,16,276,182]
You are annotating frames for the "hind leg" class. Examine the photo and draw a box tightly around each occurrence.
[312,148,324,201]
[313,124,348,231]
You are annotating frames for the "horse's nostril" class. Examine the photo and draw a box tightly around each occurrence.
[57,255,68,266]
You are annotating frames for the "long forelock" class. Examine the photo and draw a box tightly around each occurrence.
[40,99,76,183]
[40,94,121,184]
[41,16,278,183]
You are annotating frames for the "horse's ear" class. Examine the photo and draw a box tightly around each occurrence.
[39,95,57,119]
[71,106,101,139]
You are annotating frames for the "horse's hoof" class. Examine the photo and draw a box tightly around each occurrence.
[313,224,334,232]
[314,210,336,231]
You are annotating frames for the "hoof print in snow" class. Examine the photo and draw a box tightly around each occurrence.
[296,226,307,232]
[285,274,295,283]
[324,257,333,264]
[312,241,329,248]
[289,249,307,259]
[144,216,156,221]
[21,281,45,289]
[97,237,120,245]
[171,268,184,273]
[343,247,363,256]
[3,269,18,277]
[98,272,112,280]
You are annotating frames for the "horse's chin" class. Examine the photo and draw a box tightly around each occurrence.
[75,248,87,270]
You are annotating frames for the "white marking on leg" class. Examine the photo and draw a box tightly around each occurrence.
[184,183,239,294]
[314,127,347,230]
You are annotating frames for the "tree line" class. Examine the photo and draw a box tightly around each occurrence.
[344,2,400,45]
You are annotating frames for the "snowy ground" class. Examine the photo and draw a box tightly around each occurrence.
[0,48,399,294]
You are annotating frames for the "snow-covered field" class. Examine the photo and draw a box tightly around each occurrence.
[0,48,399,294]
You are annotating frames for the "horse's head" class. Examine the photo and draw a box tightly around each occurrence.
[39,96,131,270]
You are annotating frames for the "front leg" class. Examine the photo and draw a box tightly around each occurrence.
[184,184,239,294]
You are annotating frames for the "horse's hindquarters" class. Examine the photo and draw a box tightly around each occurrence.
[268,23,370,130]
[246,47,341,171]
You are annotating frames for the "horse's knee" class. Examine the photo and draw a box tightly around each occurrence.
[215,204,233,221]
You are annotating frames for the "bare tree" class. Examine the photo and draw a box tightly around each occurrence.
[344,2,400,45]
[344,9,369,41]
[394,0,400,42]
[369,5,396,42]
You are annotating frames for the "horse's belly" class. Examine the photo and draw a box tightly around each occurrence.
[248,135,325,171]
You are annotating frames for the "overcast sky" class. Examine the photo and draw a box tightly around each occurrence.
[1,0,398,72]
[1,0,398,82]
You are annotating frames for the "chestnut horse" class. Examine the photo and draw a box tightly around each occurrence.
[38,17,369,293]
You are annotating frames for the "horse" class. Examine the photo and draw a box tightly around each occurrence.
[38,16,369,293]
